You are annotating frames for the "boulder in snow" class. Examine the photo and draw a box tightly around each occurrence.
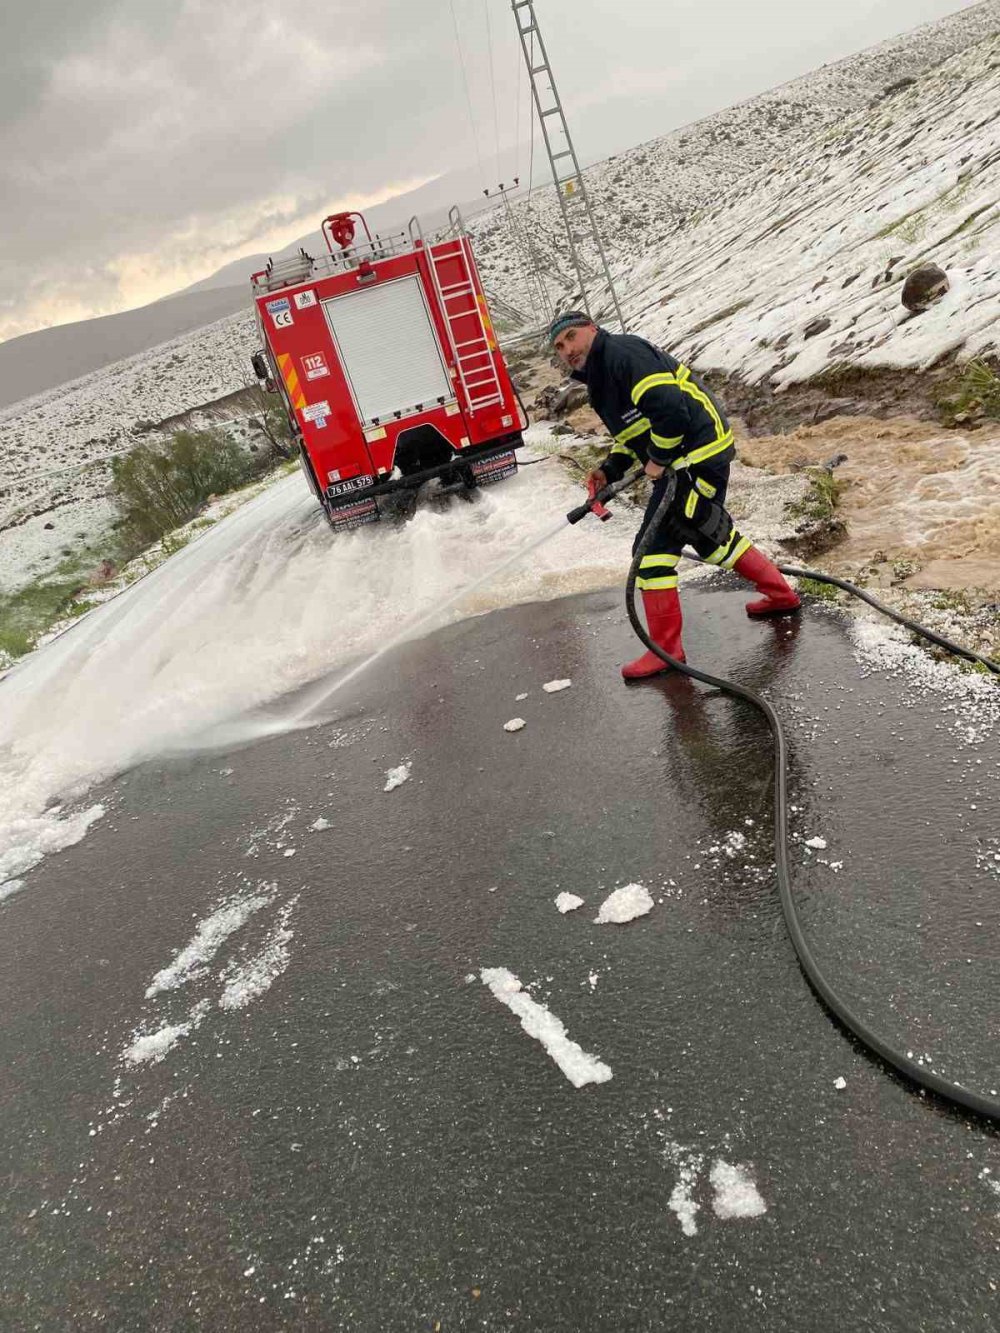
[902,264,949,313]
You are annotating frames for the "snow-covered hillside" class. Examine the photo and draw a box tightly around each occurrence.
[470,0,1000,323]
[0,310,255,590]
[624,32,1000,386]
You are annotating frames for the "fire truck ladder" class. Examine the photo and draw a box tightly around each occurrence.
[512,0,625,331]
[421,212,504,415]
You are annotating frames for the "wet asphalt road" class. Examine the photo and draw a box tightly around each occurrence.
[1,583,999,1332]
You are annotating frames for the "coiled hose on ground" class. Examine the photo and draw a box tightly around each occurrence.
[587,470,1000,1124]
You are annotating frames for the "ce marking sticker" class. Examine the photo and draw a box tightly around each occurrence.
[266,296,294,329]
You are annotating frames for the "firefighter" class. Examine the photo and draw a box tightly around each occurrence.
[549,312,801,679]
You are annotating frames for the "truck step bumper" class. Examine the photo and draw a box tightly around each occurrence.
[325,440,520,532]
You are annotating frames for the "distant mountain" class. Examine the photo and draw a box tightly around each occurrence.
[0,285,250,412]
[177,158,515,297]
[0,158,514,410]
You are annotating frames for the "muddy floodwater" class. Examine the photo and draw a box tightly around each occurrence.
[739,414,1000,591]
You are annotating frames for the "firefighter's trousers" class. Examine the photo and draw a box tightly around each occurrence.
[633,466,752,593]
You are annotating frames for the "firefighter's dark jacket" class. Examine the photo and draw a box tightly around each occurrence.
[571,329,734,483]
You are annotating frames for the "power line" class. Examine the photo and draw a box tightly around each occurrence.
[484,0,503,180]
[513,9,523,181]
[449,0,485,180]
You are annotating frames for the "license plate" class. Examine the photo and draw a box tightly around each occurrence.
[328,498,379,531]
[327,475,373,498]
[470,450,517,484]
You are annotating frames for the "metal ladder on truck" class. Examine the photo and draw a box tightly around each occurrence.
[421,209,504,415]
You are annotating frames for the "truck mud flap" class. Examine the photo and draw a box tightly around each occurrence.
[327,496,380,531]
[468,450,517,486]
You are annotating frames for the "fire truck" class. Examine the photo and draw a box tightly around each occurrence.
[250,208,527,530]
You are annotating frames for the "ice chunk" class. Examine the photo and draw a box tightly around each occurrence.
[219,900,296,1010]
[503,718,527,733]
[122,1000,210,1066]
[804,836,828,850]
[834,1076,847,1090]
[310,817,331,831]
[384,763,411,792]
[555,892,584,914]
[709,1160,767,1220]
[515,693,528,702]
[669,1158,702,1237]
[594,883,654,924]
[145,886,276,997]
[542,679,572,694]
[479,967,612,1088]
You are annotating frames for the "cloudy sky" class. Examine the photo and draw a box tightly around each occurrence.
[0,0,984,343]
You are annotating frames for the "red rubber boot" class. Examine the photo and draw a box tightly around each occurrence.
[622,588,686,680]
[733,546,802,617]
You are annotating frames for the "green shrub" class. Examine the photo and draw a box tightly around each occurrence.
[935,358,1000,423]
[111,428,265,549]
[790,468,845,522]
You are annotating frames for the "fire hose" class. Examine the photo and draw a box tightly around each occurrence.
[568,468,1000,1123]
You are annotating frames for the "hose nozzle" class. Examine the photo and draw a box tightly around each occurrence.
[565,467,644,525]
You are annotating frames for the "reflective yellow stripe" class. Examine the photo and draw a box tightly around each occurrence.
[631,372,679,405]
[615,416,651,445]
[610,442,639,462]
[640,554,680,569]
[636,573,679,590]
[632,364,732,466]
[677,374,727,445]
[706,529,739,566]
[678,432,735,468]
[684,488,699,520]
[722,535,752,570]
[650,431,684,451]
[695,477,717,499]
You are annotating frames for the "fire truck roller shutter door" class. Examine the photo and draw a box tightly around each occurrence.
[322,276,453,425]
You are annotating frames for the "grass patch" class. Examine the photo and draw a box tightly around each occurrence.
[934,358,1000,423]
[790,468,845,522]
[929,588,976,615]
[796,576,842,603]
[876,211,926,244]
[0,542,121,661]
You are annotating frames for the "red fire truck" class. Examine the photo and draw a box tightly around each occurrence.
[250,207,527,530]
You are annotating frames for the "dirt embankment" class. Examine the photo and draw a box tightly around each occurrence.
[511,346,1000,600]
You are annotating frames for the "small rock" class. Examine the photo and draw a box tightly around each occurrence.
[503,718,527,733]
[803,317,832,340]
[553,382,589,416]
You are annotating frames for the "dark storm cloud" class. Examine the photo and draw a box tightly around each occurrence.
[0,0,985,339]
